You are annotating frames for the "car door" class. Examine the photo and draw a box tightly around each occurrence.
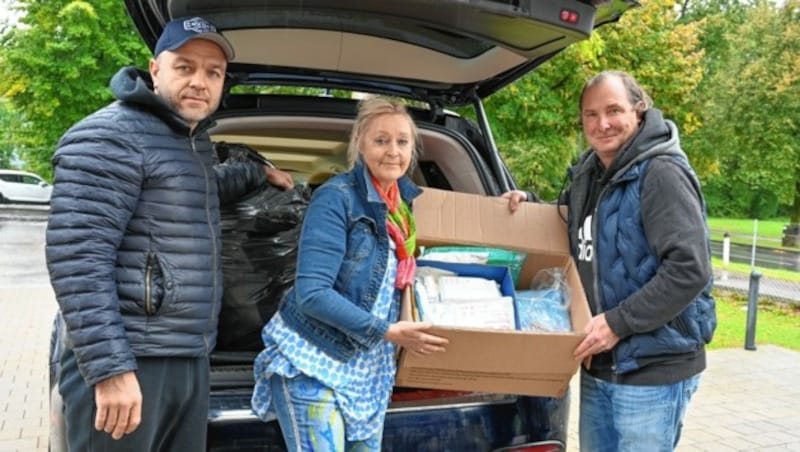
[0,173,38,202]
[17,174,51,202]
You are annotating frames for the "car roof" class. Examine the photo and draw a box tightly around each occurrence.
[0,169,39,176]
[125,0,637,105]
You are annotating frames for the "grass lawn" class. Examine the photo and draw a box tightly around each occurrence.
[708,217,797,251]
[710,289,800,351]
[712,257,800,282]
[707,219,799,350]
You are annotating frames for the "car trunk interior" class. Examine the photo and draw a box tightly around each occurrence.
[209,115,494,196]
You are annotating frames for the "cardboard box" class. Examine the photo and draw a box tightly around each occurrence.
[395,188,590,398]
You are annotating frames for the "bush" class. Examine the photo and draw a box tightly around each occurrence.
[704,176,782,219]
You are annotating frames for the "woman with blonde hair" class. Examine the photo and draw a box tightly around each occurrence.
[252,96,448,451]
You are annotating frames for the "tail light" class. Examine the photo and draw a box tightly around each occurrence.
[391,388,475,402]
[493,440,565,452]
[559,9,580,24]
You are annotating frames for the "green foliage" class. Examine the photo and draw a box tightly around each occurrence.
[597,0,705,119]
[592,0,706,172]
[0,0,149,178]
[705,175,783,219]
[687,0,800,220]
[0,99,21,168]
[485,44,594,199]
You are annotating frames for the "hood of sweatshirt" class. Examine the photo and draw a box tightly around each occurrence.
[601,108,685,183]
[109,66,194,135]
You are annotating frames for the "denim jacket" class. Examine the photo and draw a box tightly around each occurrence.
[278,160,422,362]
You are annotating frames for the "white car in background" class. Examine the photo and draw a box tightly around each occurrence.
[0,169,52,204]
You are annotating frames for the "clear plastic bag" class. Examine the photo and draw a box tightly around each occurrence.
[515,268,572,332]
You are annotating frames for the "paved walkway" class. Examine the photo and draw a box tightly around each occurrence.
[0,286,53,452]
[2,284,800,452]
[565,344,800,451]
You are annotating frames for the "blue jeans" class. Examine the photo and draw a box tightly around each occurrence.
[270,374,382,452]
[579,370,701,452]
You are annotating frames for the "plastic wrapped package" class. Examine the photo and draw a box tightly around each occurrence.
[413,262,516,330]
[515,268,572,333]
[420,246,527,285]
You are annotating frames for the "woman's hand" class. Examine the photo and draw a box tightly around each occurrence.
[385,321,449,356]
[500,190,528,213]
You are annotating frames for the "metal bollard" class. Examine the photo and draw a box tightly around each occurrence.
[721,232,730,280]
[744,271,762,351]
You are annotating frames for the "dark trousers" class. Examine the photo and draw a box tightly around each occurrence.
[59,349,209,452]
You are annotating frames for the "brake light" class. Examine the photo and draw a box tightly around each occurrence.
[559,9,580,24]
[494,440,564,452]
[391,388,474,402]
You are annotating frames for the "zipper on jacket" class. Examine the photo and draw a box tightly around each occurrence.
[584,157,650,380]
[589,185,620,381]
[191,136,215,352]
[144,253,154,315]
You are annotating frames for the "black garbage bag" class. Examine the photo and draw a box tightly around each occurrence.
[216,142,311,351]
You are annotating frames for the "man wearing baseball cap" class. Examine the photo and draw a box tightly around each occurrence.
[155,16,236,62]
[47,16,293,451]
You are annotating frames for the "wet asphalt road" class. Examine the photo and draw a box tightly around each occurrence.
[0,206,49,288]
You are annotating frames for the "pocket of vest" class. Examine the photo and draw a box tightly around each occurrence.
[667,305,694,341]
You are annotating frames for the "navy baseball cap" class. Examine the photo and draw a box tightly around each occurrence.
[154,16,235,61]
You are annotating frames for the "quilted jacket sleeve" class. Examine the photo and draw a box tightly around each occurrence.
[45,109,143,386]
[214,158,267,206]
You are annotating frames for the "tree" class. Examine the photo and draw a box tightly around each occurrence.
[691,0,799,226]
[0,0,149,178]
[483,37,602,200]
[0,99,22,168]
[677,0,749,216]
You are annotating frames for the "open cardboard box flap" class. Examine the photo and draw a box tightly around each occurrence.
[411,187,567,254]
[395,188,590,397]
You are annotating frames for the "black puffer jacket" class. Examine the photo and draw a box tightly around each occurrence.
[46,66,265,386]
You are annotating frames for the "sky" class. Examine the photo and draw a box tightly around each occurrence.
[0,0,22,28]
